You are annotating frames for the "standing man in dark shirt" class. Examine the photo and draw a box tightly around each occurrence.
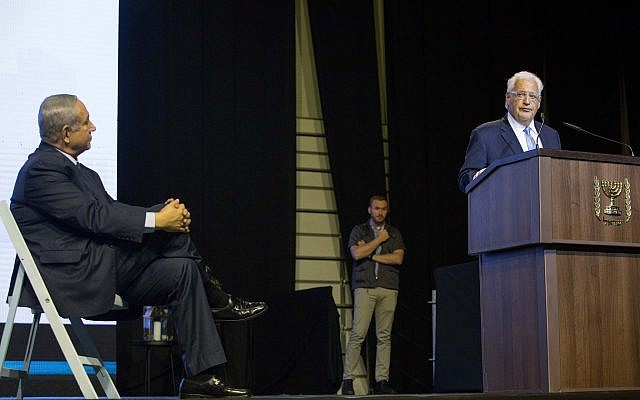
[341,195,406,395]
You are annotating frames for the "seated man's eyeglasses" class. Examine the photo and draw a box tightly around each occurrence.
[509,91,541,102]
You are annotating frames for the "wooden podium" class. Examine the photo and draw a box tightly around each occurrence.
[466,149,640,393]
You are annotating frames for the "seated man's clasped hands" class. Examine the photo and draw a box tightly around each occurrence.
[157,198,193,233]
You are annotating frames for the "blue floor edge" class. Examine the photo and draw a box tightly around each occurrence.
[2,360,116,375]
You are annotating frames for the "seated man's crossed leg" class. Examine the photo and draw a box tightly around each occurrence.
[117,231,266,397]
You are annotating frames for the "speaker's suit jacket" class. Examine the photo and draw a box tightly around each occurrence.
[457,115,561,192]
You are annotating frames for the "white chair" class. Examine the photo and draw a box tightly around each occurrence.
[0,200,123,399]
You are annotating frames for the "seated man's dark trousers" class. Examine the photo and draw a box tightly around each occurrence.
[115,231,227,376]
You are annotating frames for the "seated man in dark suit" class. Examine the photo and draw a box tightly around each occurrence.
[458,70,562,192]
[9,94,266,398]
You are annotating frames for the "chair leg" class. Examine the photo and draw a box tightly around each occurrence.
[0,267,35,399]
[169,348,177,395]
[70,318,120,399]
[145,347,151,395]
[48,315,99,399]
[16,312,42,399]
[0,269,25,376]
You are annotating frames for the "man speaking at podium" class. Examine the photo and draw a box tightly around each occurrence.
[457,70,562,192]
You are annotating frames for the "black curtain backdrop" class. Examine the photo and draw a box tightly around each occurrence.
[383,1,431,393]
[108,0,640,395]
[307,0,386,255]
[382,1,640,393]
[116,0,295,394]
[306,1,388,392]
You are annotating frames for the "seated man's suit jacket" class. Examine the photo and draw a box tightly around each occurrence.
[9,141,149,317]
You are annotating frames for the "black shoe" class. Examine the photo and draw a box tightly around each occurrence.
[373,380,396,394]
[179,374,250,398]
[341,379,354,395]
[212,295,267,322]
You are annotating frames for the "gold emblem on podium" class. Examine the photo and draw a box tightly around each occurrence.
[593,176,631,225]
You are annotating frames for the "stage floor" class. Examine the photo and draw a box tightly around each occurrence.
[3,392,640,400]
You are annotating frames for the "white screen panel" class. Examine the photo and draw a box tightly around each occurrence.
[0,0,119,324]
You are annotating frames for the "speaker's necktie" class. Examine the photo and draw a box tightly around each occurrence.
[524,126,536,150]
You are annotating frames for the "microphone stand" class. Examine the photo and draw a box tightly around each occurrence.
[562,122,635,156]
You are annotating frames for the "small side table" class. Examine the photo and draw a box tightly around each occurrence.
[129,339,178,395]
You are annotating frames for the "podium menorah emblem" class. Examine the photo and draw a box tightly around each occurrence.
[593,176,631,225]
[601,179,623,216]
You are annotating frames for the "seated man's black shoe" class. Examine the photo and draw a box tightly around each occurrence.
[373,380,396,394]
[212,295,267,322]
[179,374,250,398]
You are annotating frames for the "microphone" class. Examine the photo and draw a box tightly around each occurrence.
[535,112,545,150]
[562,122,635,156]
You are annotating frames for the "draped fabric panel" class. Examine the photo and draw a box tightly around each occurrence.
[113,0,640,395]
[306,2,387,393]
[117,0,295,393]
[383,1,431,393]
[383,1,640,393]
[307,0,386,259]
